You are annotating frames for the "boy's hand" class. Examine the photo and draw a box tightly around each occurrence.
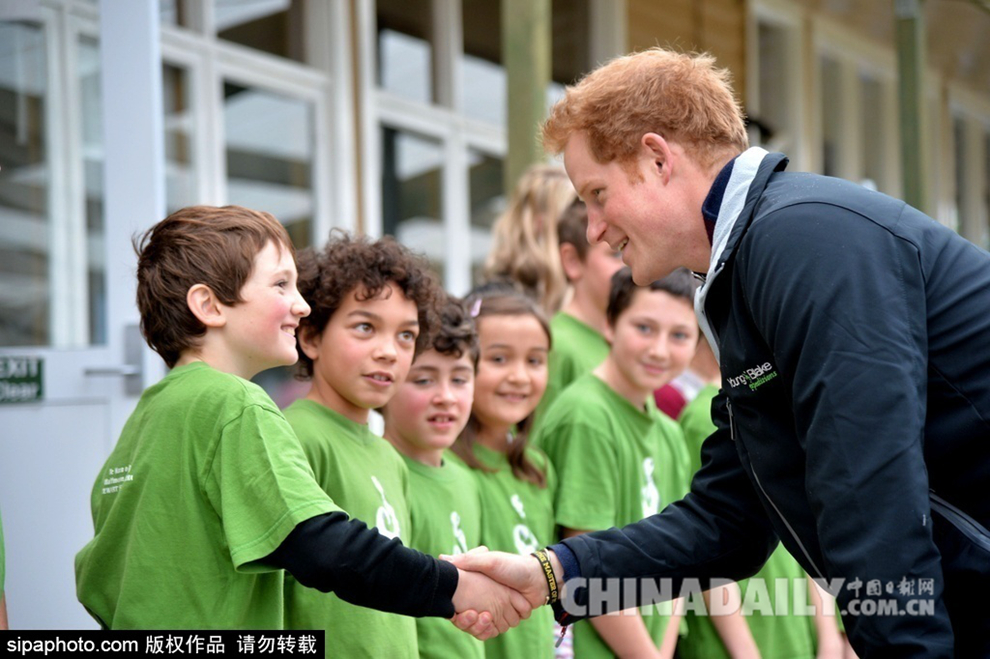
[450,567,533,639]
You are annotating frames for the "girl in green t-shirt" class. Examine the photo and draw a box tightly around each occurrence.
[451,287,558,659]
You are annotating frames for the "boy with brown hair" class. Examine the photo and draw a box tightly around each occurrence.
[381,295,485,659]
[452,47,990,658]
[534,267,697,658]
[535,200,625,420]
[74,206,528,633]
[282,232,447,657]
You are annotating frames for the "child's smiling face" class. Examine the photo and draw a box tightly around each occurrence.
[383,349,475,465]
[300,284,419,423]
[471,314,549,439]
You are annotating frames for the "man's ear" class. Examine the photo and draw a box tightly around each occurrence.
[186,284,226,328]
[641,133,672,184]
[297,325,322,361]
[559,242,584,283]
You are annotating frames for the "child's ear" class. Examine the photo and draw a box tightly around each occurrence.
[297,325,322,361]
[559,242,584,283]
[603,321,615,345]
[186,284,226,328]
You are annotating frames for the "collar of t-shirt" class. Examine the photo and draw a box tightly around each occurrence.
[701,156,737,246]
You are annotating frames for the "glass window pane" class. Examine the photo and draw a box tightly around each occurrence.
[953,115,965,235]
[0,22,50,346]
[163,63,197,212]
[551,0,589,86]
[215,0,307,63]
[462,0,504,125]
[80,36,106,346]
[468,150,505,287]
[860,72,884,192]
[0,21,106,348]
[223,82,315,248]
[984,131,990,250]
[381,126,445,281]
[377,0,434,104]
[757,21,792,152]
[159,0,186,28]
[820,55,842,177]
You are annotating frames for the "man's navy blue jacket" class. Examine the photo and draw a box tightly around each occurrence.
[558,153,990,657]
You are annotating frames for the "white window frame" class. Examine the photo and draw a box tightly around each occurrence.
[357,0,507,296]
[948,84,990,248]
[747,0,807,171]
[811,17,899,195]
[158,0,351,244]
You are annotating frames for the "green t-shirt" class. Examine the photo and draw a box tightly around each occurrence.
[677,385,818,659]
[74,362,339,629]
[283,399,416,659]
[534,373,692,658]
[452,443,557,659]
[402,453,485,659]
[534,313,610,425]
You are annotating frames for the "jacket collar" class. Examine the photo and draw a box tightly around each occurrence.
[694,149,789,360]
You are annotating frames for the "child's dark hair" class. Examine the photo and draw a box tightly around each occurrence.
[557,199,590,263]
[451,286,552,488]
[134,205,294,368]
[296,230,443,378]
[606,267,698,326]
[433,295,480,369]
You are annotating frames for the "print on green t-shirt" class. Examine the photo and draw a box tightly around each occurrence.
[402,453,485,659]
[534,372,692,659]
[282,399,417,659]
[74,363,339,629]
[451,443,557,659]
[676,385,818,659]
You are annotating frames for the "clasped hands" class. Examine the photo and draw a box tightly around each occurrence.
[443,547,563,641]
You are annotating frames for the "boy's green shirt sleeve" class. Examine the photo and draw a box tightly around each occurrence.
[205,404,338,570]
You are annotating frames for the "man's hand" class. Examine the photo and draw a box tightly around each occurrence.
[445,548,555,610]
[449,567,534,640]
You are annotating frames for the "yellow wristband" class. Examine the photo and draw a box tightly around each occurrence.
[531,548,559,605]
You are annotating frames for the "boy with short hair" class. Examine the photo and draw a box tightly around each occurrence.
[74,206,526,631]
[282,232,442,657]
[381,296,485,659]
[534,267,697,658]
[536,200,625,419]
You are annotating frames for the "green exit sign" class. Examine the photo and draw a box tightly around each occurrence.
[0,356,43,404]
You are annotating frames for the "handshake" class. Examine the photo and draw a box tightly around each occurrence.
[444,547,565,640]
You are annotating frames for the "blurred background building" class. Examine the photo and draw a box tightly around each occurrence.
[0,0,988,628]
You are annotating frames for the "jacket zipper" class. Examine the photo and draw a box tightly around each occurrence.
[929,492,990,552]
[749,463,828,581]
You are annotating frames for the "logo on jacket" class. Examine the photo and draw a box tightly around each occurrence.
[727,362,778,391]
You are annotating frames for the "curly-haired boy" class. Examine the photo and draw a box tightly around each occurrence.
[282,231,447,656]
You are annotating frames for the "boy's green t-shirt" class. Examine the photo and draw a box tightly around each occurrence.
[535,312,610,423]
[534,373,692,658]
[74,362,340,629]
[401,453,485,659]
[676,385,818,659]
[451,443,557,659]
[283,399,417,659]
